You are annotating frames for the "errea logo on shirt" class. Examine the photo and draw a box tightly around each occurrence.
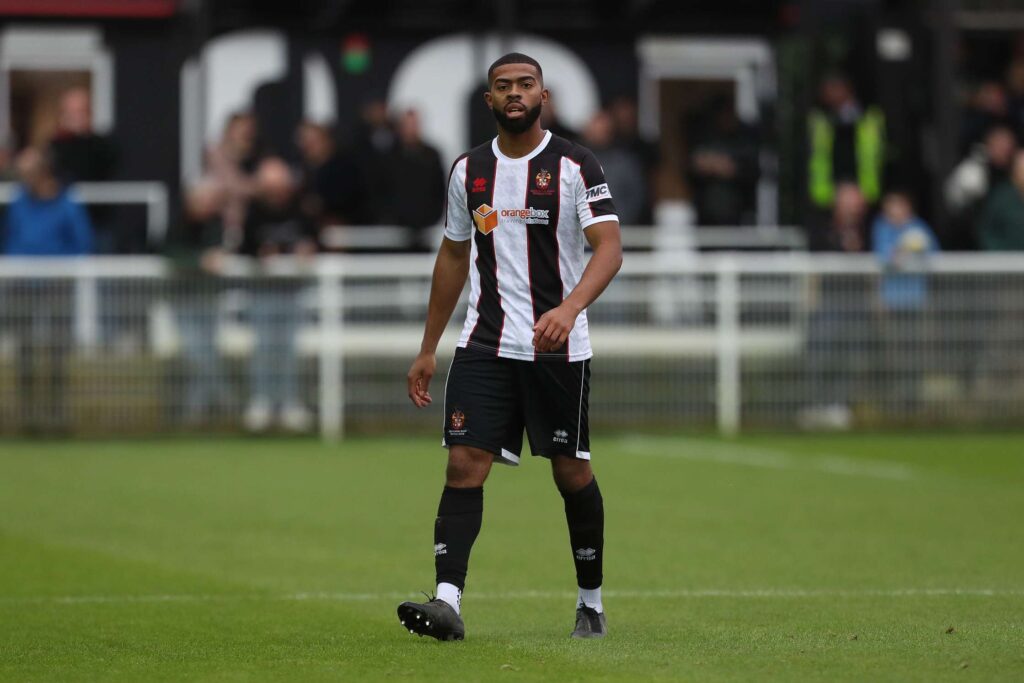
[585,183,612,202]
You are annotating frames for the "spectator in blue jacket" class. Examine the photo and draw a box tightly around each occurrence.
[872,190,939,311]
[1,147,93,433]
[871,190,939,413]
[2,147,93,255]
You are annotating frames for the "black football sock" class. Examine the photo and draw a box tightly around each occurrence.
[560,477,604,591]
[434,486,483,598]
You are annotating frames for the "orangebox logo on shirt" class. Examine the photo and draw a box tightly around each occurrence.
[473,204,498,234]
[500,208,550,225]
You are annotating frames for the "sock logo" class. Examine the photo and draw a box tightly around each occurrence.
[434,543,447,556]
[575,547,597,561]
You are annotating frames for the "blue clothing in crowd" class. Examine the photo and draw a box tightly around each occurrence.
[871,216,939,310]
[1,187,93,255]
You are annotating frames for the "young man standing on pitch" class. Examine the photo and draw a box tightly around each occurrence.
[399,53,622,641]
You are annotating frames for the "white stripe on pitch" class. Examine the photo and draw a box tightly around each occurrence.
[617,436,918,481]
[1,587,1020,606]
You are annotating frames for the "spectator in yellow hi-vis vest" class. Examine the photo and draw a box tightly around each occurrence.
[808,74,886,210]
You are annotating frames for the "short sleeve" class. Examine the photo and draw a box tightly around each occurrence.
[443,156,472,241]
[573,149,619,230]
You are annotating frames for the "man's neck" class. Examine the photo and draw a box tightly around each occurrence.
[495,125,545,159]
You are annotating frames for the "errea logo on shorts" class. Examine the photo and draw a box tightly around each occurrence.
[585,183,612,202]
[553,429,569,444]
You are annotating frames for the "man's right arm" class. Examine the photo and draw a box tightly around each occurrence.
[407,236,471,407]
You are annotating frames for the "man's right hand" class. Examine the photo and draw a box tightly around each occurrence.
[407,351,437,408]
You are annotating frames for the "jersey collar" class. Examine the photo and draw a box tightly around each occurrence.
[491,129,552,163]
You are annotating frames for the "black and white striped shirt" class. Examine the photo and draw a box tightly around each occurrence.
[444,131,619,362]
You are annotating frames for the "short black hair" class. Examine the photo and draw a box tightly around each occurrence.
[487,53,543,84]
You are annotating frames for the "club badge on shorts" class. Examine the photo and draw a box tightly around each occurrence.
[449,409,467,436]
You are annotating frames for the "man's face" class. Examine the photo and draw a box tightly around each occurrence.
[15,148,46,190]
[485,63,547,134]
[987,128,1017,168]
[59,89,92,135]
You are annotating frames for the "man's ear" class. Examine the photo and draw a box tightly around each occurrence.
[541,88,550,106]
[484,90,493,110]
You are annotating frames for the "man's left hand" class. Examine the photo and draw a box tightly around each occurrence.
[532,303,578,353]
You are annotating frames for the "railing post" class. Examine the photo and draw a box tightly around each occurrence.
[318,271,344,442]
[73,271,99,353]
[716,256,741,436]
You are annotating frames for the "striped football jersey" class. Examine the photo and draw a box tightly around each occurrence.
[443,131,619,362]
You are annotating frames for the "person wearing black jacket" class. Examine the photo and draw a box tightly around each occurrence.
[240,157,318,433]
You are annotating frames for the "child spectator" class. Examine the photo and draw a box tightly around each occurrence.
[872,190,940,310]
[871,190,940,413]
[1,147,93,433]
[2,147,93,256]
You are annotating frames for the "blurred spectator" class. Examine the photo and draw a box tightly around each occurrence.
[540,90,578,143]
[206,112,261,233]
[48,87,118,252]
[609,97,658,173]
[810,182,867,252]
[871,191,939,411]
[49,87,117,185]
[960,81,1009,154]
[352,100,395,223]
[295,120,367,230]
[581,110,647,225]
[977,149,1024,250]
[1,147,93,434]
[946,124,1017,249]
[608,96,658,223]
[2,148,93,256]
[808,74,885,213]
[688,96,758,225]
[164,180,233,426]
[240,157,317,433]
[872,190,939,310]
[800,184,870,431]
[382,110,445,250]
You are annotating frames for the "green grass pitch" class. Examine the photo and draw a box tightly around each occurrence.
[1,432,1023,682]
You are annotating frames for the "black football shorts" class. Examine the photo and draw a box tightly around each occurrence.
[441,346,591,465]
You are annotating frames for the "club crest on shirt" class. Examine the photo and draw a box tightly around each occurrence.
[531,168,555,196]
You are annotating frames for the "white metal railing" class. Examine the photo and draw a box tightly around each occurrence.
[1,251,1023,438]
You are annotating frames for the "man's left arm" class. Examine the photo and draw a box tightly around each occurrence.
[532,220,622,353]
